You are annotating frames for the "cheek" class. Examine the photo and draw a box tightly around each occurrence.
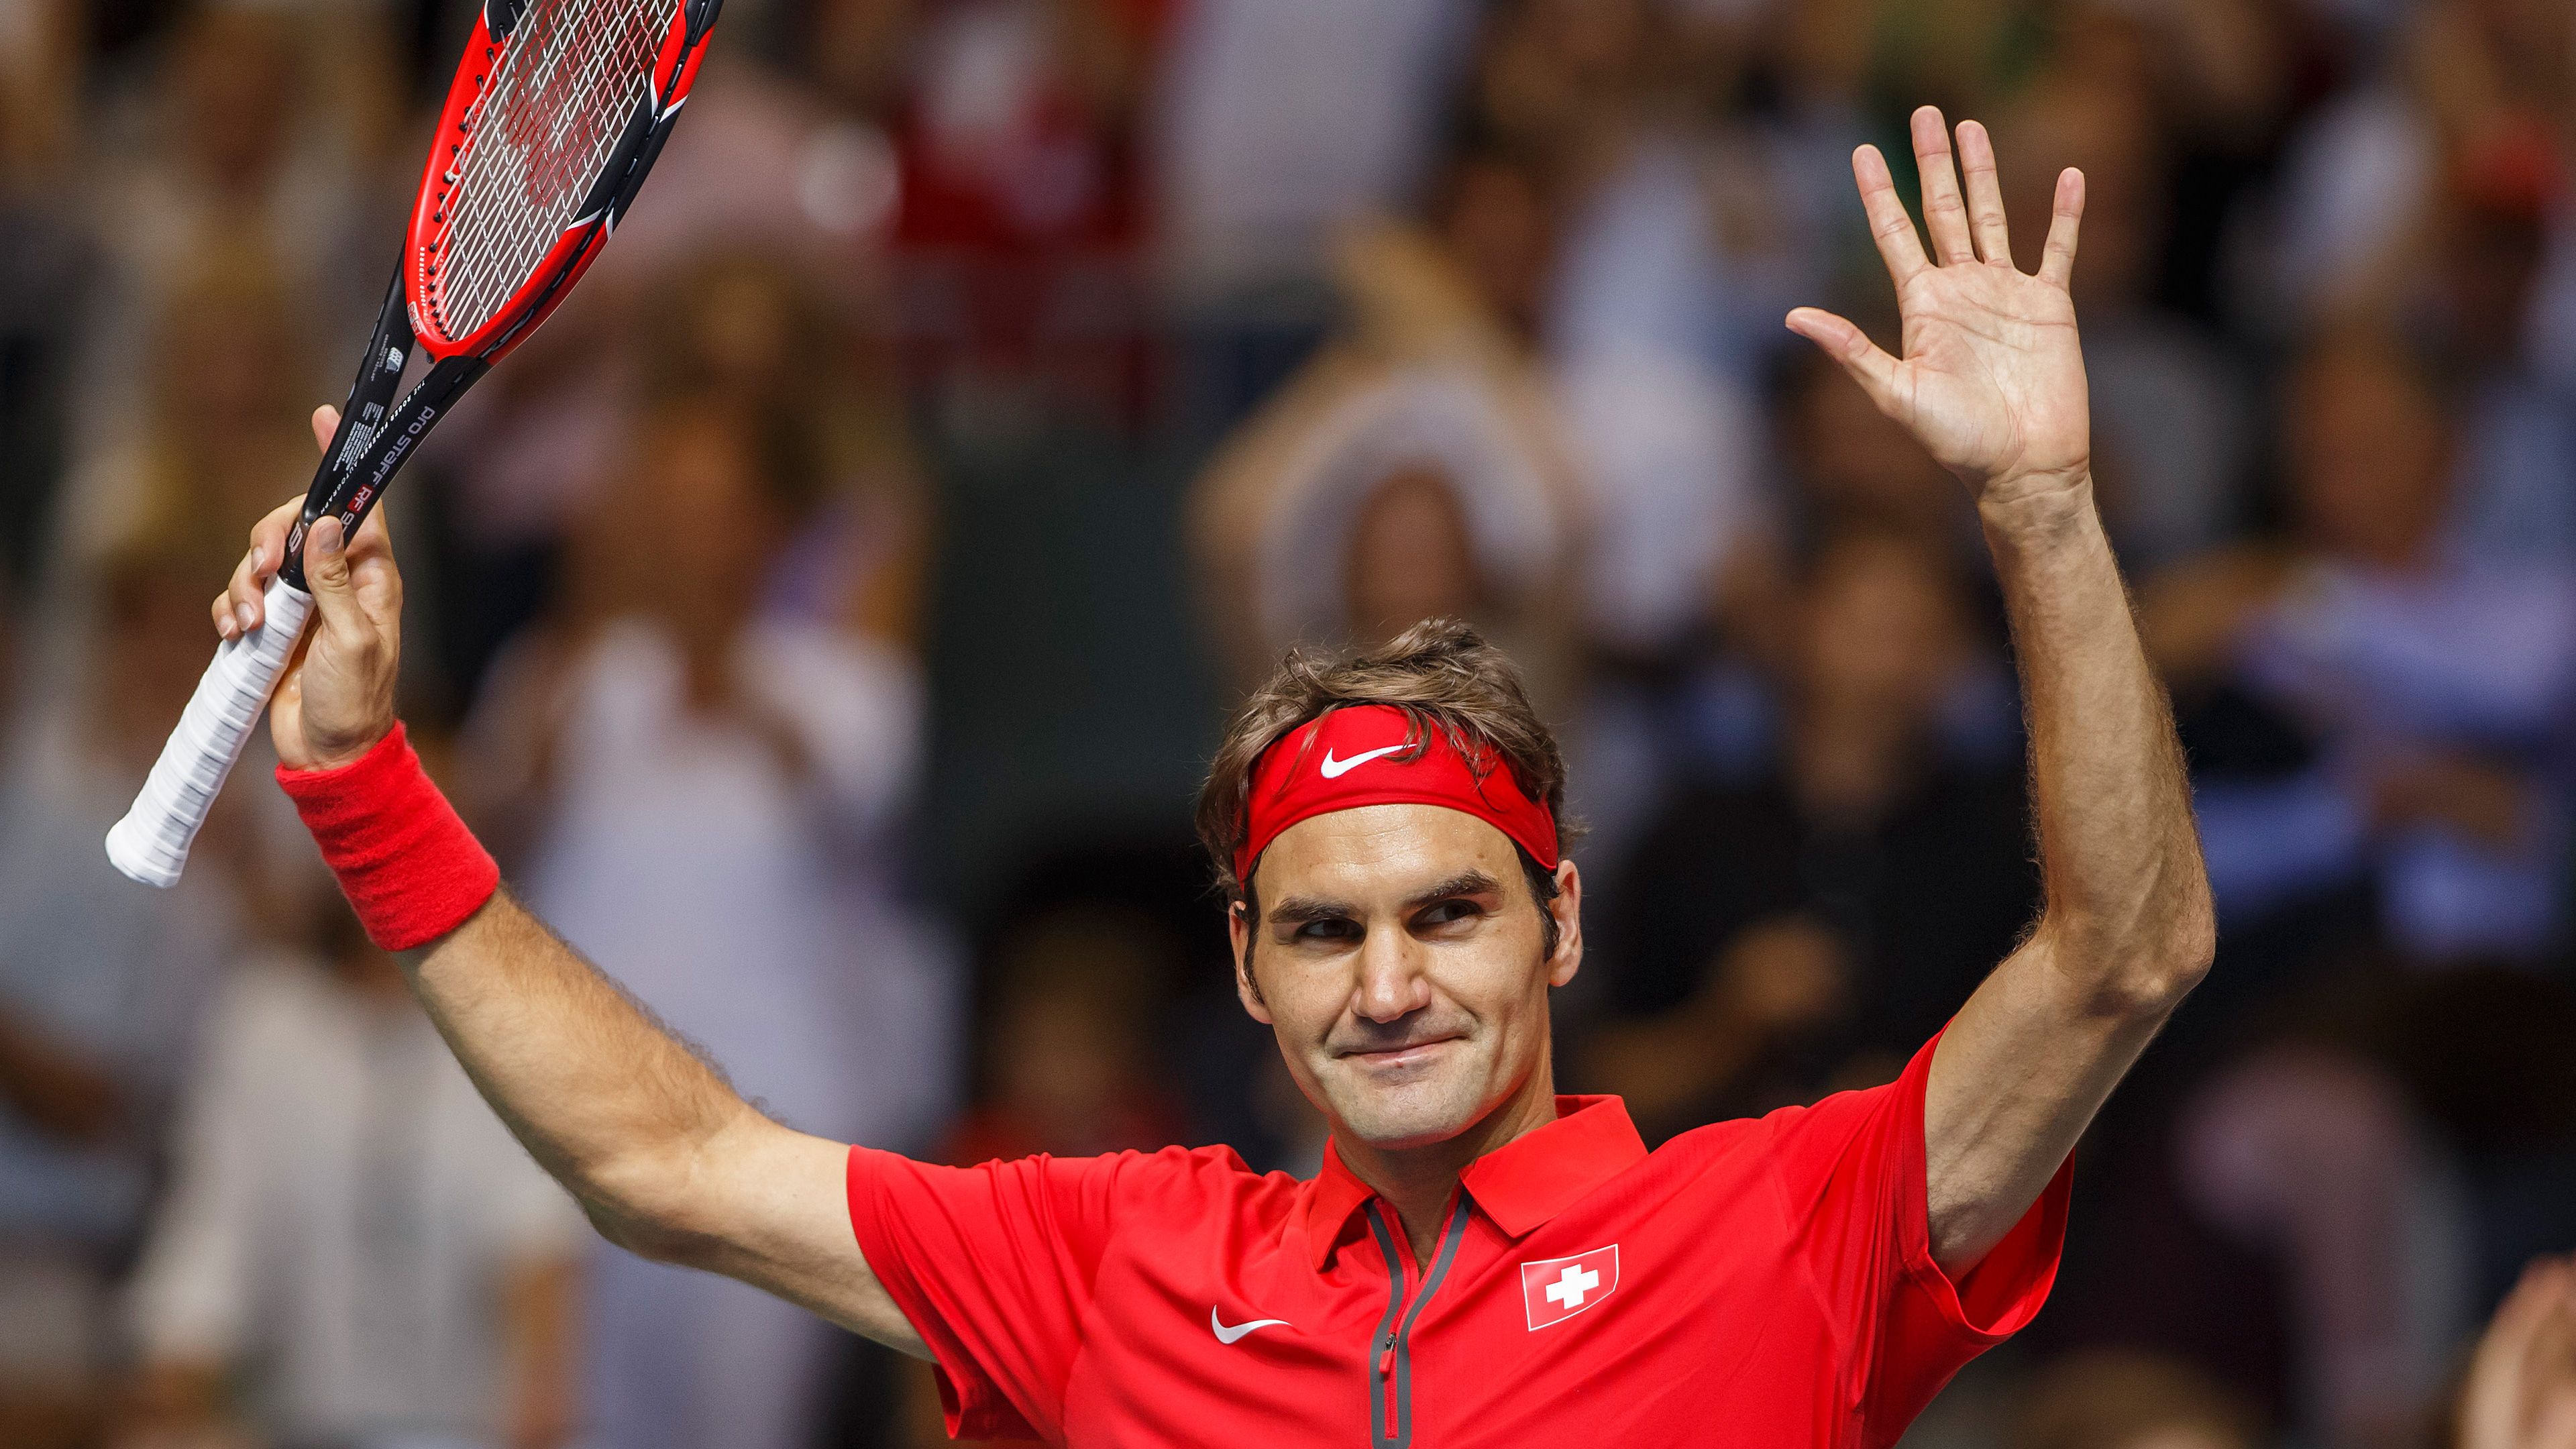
[1252,954,1348,1038]
[1427,929,1553,1025]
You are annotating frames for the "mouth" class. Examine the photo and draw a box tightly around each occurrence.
[1338,1034,1464,1071]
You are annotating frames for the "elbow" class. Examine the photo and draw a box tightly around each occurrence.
[2043,886,2217,1019]
[568,1144,732,1269]
[584,1200,720,1267]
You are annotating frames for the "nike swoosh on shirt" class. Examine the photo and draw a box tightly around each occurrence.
[1211,1307,1292,1344]
[1319,743,1407,779]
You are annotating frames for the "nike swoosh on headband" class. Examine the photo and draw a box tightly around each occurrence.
[1211,1306,1293,1344]
[1319,743,1408,779]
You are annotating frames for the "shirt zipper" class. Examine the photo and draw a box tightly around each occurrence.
[1364,1198,1469,1449]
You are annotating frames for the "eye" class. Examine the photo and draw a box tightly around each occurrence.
[1415,899,1486,930]
[1291,917,1361,943]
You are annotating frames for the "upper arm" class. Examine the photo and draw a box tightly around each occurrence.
[678,1115,930,1359]
[1923,929,2177,1273]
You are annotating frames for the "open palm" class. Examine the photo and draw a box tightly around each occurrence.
[1789,107,2090,499]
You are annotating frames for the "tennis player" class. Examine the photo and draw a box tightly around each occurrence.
[215,108,2212,1447]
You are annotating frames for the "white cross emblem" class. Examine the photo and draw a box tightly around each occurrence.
[1519,1244,1619,1330]
[1544,1264,1600,1310]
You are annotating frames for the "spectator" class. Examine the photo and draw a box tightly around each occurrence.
[2424,144,2576,567]
[120,899,581,1449]
[1586,530,2037,1136]
[470,395,957,1449]
[637,251,934,651]
[2153,325,2576,962]
[1994,31,2252,568]
[1152,0,1473,433]
[862,0,1170,433]
[1467,0,1784,662]
[1188,140,1586,719]
[2179,1039,2473,1449]
[0,0,91,596]
[60,252,319,572]
[0,538,253,1449]
[429,248,929,705]
[74,7,372,473]
[940,904,1187,1167]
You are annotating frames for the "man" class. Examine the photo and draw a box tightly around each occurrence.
[209,109,2213,1446]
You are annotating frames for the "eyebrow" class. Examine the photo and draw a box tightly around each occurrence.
[1265,870,1506,926]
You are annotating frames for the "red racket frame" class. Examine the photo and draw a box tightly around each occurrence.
[280,0,718,588]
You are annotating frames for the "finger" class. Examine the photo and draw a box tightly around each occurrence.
[1910,106,1976,265]
[302,516,364,637]
[1955,119,2012,265]
[2037,166,2086,290]
[1785,307,1902,411]
[225,498,304,633]
[310,404,341,455]
[1851,144,1929,287]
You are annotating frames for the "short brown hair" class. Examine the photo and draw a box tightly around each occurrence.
[1195,618,1575,905]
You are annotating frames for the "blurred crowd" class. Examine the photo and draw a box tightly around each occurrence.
[1,0,2573,1446]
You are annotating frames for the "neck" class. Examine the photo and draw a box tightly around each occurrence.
[1331,1059,1560,1267]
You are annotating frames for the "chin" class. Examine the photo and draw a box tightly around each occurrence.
[1323,1071,1491,1151]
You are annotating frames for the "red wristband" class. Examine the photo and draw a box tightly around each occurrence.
[276,722,500,951]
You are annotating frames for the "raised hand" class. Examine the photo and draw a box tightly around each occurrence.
[1787,107,2090,508]
[2461,1256,2576,1449]
[211,405,403,771]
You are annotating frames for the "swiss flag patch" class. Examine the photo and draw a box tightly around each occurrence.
[1519,1244,1619,1330]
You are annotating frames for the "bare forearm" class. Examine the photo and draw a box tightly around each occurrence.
[402,892,755,1253]
[1983,476,2214,998]
[1921,477,2214,1271]
[400,892,913,1348]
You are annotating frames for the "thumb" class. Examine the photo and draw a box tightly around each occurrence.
[1785,307,1902,412]
[302,516,361,625]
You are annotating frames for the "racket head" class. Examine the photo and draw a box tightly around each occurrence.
[404,0,714,361]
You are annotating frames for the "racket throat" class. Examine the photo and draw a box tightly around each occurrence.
[280,355,487,591]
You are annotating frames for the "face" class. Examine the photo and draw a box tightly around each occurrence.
[1342,467,1484,648]
[1794,535,1966,723]
[1230,804,1581,1151]
[636,411,783,623]
[1438,160,1554,338]
[2286,343,2452,569]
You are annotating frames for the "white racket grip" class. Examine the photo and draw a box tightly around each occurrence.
[106,578,316,887]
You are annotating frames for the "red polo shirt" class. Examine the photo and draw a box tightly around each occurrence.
[846,1032,2072,1447]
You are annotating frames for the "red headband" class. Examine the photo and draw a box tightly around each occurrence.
[1234,704,1559,886]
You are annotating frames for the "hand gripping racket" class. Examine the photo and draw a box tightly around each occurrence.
[107,0,720,887]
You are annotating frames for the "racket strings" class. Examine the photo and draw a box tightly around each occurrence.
[431,0,667,340]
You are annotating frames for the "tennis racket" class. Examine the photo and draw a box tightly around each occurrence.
[107,0,721,887]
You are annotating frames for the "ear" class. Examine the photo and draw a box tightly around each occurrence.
[1230,900,1273,1022]
[1544,858,1584,989]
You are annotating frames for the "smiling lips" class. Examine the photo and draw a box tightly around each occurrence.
[1340,1034,1464,1067]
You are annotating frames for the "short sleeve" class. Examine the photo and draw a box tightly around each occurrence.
[846,1146,1130,1444]
[1763,1032,2072,1448]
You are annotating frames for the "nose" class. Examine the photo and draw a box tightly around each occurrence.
[1352,924,1434,1024]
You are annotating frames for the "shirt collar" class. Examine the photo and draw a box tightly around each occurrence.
[1299,1095,1647,1271]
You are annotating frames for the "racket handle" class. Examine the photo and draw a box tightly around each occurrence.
[106,578,317,888]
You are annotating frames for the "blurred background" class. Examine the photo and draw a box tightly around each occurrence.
[0,0,2572,1445]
